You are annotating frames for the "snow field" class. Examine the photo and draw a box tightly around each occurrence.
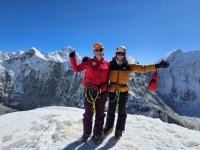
[0,106,200,150]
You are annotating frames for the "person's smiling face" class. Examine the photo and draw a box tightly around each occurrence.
[94,48,104,60]
[116,52,125,61]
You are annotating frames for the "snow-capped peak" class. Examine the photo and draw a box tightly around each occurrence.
[127,55,137,64]
[0,51,10,62]
[2,46,82,64]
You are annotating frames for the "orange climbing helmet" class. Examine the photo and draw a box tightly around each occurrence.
[93,42,104,50]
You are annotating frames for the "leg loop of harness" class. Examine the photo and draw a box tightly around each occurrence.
[115,90,120,113]
[84,90,100,114]
[84,82,104,114]
[109,84,121,113]
[83,82,107,114]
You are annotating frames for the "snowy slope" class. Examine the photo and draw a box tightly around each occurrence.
[0,106,200,150]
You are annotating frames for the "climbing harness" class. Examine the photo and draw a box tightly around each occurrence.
[109,82,128,112]
[84,82,106,114]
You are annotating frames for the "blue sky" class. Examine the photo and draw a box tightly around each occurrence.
[1,0,200,64]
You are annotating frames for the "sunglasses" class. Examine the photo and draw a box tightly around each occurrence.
[117,53,125,56]
[94,48,104,52]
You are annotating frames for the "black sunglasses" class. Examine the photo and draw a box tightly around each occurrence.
[94,48,104,52]
[116,52,125,56]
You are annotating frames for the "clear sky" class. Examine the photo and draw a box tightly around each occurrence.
[1,0,200,64]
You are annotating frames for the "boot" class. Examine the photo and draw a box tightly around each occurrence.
[92,134,102,145]
[82,132,90,142]
[115,130,122,140]
[103,126,113,135]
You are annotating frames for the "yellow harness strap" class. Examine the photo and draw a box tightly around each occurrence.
[109,84,121,113]
[84,82,107,114]
[84,90,100,114]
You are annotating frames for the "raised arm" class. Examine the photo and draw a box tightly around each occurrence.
[69,51,86,72]
[130,60,170,73]
[130,64,156,73]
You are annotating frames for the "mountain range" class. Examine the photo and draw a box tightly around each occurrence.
[0,47,200,131]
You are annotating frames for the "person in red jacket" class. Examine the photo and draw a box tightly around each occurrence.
[69,42,109,144]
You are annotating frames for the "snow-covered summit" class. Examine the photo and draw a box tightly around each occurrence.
[0,51,10,62]
[127,55,137,64]
[0,106,200,150]
[146,48,200,117]
[7,50,24,60]
[158,48,200,65]
[47,46,82,63]
[1,46,82,64]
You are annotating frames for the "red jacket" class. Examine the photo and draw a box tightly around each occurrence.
[70,57,110,92]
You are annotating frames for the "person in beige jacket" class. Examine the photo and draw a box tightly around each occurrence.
[103,46,170,139]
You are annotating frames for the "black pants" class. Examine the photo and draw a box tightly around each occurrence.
[105,91,129,131]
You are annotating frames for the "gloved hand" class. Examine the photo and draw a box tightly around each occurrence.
[155,60,170,68]
[69,51,75,57]
[82,56,90,62]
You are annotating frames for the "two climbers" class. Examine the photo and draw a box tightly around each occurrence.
[70,43,170,144]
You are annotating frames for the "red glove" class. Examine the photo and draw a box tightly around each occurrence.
[148,72,158,91]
